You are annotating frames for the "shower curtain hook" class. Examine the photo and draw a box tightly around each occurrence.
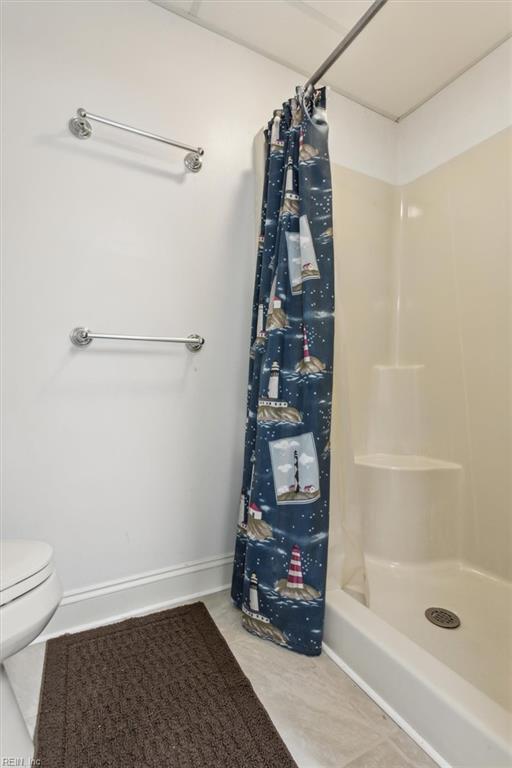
[297,85,316,126]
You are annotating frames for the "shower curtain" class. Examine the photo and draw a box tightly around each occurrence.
[231,88,334,655]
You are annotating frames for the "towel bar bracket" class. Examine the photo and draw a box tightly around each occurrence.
[69,115,92,140]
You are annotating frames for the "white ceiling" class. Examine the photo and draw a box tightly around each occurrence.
[152,0,512,121]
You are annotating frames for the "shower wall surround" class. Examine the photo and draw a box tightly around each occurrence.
[329,39,512,586]
[395,128,511,580]
[1,0,396,634]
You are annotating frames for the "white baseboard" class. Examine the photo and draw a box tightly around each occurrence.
[38,553,233,642]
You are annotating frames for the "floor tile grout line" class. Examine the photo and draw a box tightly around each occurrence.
[337,738,388,768]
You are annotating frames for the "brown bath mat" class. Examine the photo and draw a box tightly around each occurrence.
[35,601,297,768]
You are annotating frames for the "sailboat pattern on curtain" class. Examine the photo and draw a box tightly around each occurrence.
[231,88,334,656]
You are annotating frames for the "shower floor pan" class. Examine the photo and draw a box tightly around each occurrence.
[324,561,512,767]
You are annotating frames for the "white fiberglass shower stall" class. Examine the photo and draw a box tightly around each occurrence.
[325,80,511,768]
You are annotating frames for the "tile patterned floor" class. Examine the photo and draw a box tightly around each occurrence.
[4,590,437,767]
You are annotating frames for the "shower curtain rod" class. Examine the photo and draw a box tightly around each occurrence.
[303,0,388,93]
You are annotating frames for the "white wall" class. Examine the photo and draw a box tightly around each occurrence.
[1,0,396,602]
[397,38,512,184]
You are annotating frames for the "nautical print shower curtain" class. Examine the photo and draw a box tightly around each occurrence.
[231,87,334,656]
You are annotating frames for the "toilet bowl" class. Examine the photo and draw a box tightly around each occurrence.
[0,540,62,763]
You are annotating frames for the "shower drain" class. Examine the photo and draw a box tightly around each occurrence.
[425,606,461,629]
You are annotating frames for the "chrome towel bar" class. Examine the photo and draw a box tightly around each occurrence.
[70,327,204,352]
[68,108,204,172]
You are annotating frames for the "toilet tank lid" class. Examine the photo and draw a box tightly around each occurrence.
[0,540,54,592]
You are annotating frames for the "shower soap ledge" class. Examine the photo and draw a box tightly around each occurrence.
[355,454,461,561]
[355,454,462,471]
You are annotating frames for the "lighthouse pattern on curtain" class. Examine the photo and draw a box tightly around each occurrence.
[231,88,334,656]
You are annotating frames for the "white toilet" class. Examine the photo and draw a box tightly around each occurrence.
[0,540,62,762]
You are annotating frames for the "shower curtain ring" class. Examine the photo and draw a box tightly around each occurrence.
[298,85,315,125]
